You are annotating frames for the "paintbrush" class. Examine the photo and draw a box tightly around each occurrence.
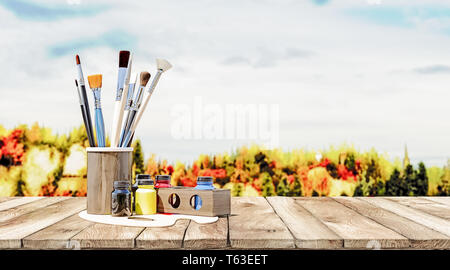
[88,74,105,147]
[111,51,131,148]
[122,59,172,147]
[75,79,96,146]
[75,55,96,146]
[119,71,151,147]
[118,74,138,146]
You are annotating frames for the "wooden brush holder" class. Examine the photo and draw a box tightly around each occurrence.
[86,147,133,215]
[156,187,230,217]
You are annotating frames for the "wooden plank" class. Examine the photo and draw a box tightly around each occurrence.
[360,197,450,237]
[422,197,450,207]
[388,197,450,220]
[0,197,44,212]
[334,197,450,249]
[0,197,86,249]
[229,197,295,249]
[296,197,409,249]
[184,217,228,249]
[0,197,17,204]
[267,197,343,249]
[136,220,190,249]
[0,197,68,222]
[72,223,144,249]
[23,213,93,249]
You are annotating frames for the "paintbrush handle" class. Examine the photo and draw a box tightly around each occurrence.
[110,101,123,147]
[80,85,95,146]
[118,110,132,147]
[95,108,105,147]
[121,110,138,147]
[80,104,96,146]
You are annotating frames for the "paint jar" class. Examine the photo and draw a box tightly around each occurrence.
[132,174,150,213]
[87,147,133,215]
[155,175,172,188]
[111,180,132,217]
[135,176,157,215]
[192,176,215,210]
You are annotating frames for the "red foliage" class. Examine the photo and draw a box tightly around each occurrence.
[337,164,356,181]
[0,129,25,166]
[201,168,227,179]
[180,176,196,187]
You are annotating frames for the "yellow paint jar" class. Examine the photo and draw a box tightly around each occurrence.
[135,177,156,215]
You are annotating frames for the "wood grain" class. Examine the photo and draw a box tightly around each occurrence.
[229,197,295,249]
[334,197,450,249]
[422,196,450,207]
[184,217,228,249]
[297,197,409,249]
[157,188,230,217]
[136,219,190,249]
[87,148,132,215]
[0,197,86,249]
[267,196,343,249]
[0,197,44,212]
[23,213,93,249]
[388,197,450,220]
[72,223,144,249]
[0,197,68,223]
[0,197,17,204]
[360,197,450,237]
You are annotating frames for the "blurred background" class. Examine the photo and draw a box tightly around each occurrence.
[0,0,449,196]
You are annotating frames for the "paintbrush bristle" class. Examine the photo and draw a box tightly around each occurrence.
[156,59,172,72]
[88,74,102,89]
[140,71,151,86]
[119,51,131,68]
[75,79,78,87]
[76,55,81,65]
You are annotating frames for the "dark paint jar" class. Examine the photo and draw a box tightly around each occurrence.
[111,180,132,217]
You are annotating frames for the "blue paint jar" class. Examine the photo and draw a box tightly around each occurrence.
[193,176,214,210]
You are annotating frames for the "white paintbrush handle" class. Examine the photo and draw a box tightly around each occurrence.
[130,91,151,134]
[110,101,122,147]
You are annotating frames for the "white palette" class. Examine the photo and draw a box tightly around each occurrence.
[79,210,218,227]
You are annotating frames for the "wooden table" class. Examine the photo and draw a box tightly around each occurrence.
[0,196,449,249]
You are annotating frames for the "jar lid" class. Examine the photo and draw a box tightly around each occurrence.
[156,175,171,181]
[137,179,154,186]
[114,180,130,189]
[136,174,151,180]
[197,176,213,183]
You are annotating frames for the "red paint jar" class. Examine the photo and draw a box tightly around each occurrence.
[155,175,171,188]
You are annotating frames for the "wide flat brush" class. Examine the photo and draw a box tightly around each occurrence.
[119,71,151,147]
[88,74,106,147]
[122,59,172,147]
[75,79,96,146]
[76,55,96,146]
[111,51,131,147]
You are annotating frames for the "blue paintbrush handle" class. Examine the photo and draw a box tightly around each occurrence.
[95,108,105,147]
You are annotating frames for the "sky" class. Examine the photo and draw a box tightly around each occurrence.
[0,0,449,166]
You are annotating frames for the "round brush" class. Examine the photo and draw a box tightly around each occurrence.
[111,51,131,147]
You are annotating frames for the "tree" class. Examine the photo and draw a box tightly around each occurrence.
[404,164,417,196]
[276,176,289,196]
[133,139,145,175]
[416,162,428,196]
[260,172,275,197]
